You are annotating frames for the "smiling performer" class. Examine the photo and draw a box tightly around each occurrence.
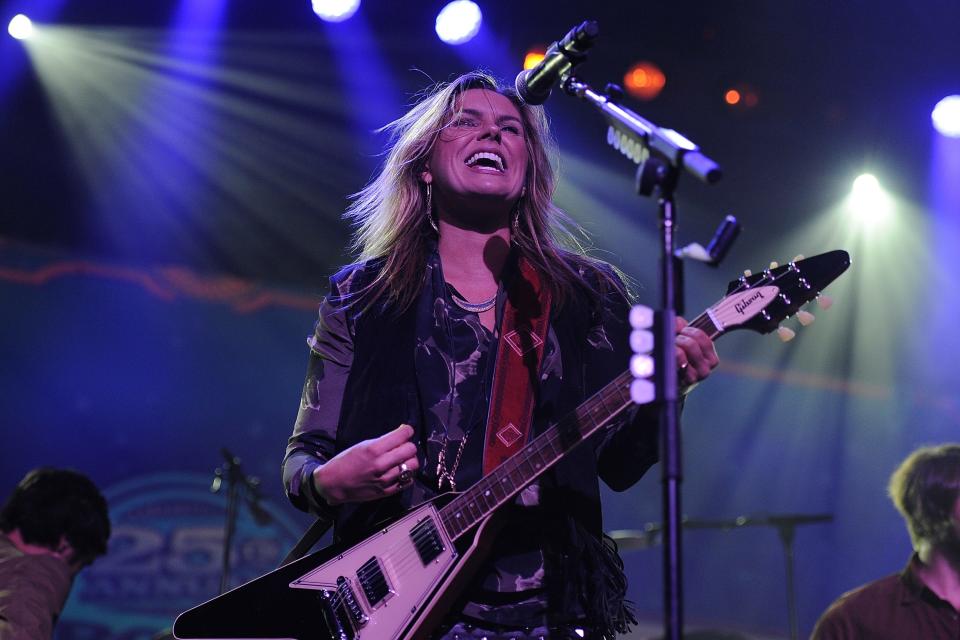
[283,71,718,639]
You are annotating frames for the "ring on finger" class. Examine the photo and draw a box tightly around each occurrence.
[398,462,413,485]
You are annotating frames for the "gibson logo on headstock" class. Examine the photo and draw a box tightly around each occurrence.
[735,290,766,315]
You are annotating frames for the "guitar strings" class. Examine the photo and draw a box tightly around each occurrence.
[320,540,446,613]
[318,516,457,611]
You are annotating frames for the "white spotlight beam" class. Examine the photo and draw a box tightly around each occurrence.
[8,14,34,40]
[932,95,960,138]
[312,0,361,23]
[847,173,892,228]
[435,1,482,45]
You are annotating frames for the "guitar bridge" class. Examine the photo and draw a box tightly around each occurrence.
[332,575,367,632]
[321,587,355,640]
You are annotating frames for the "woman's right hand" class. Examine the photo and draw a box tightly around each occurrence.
[312,424,420,505]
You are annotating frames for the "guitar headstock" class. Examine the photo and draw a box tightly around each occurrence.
[709,250,851,336]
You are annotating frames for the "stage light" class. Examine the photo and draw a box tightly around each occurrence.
[852,174,880,196]
[8,14,34,40]
[847,173,893,227]
[311,0,360,23]
[435,1,482,45]
[724,85,759,109]
[523,47,546,70]
[932,95,960,138]
[623,61,665,101]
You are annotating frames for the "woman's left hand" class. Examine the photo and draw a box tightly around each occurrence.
[675,316,719,388]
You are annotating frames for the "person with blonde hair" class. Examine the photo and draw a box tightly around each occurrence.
[283,70,717,638]
[813,444,960,638]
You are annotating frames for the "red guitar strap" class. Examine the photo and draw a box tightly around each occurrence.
[482,258,552,476]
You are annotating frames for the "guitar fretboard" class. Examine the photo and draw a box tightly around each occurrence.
[437,310,721,541]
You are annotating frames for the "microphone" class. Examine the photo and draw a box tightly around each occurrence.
[515,20,599,105]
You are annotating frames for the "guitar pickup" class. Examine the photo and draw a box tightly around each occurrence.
[410,517,445,565]
[356,556,392,608]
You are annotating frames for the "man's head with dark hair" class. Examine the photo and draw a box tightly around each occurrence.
[888,444,960,549]
[0,467,110,568]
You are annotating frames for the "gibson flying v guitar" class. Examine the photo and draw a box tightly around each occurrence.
[173,249,851,640]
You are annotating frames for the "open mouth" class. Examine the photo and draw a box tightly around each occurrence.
[465,151,505,172]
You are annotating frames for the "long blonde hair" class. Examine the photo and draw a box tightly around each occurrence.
[345,71,621,312]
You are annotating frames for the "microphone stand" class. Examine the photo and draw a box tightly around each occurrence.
[211,448,273,594]
[765,514,833,640]
[639,513,832,639]
[561,75,722,640]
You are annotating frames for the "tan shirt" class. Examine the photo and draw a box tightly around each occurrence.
[0,534,73,640]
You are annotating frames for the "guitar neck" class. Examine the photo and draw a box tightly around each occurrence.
[437,310,721,542]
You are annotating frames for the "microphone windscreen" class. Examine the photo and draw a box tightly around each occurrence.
[515,69,550,105]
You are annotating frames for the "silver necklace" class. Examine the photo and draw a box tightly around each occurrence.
[451,292,496,313]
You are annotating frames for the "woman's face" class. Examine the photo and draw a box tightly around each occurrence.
[423,88,529,222]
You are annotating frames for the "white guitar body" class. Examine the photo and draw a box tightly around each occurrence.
[290,504,457,640]
[173,495,503,640]
[290,502,469,640]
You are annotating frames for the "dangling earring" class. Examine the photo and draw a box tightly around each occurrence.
[511,201,522,238]
[512,187,526,238]
[425,182,439,234]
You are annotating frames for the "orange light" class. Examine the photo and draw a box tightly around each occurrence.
[523,49,546,70]
[623,61,665,101]
[725,84,760,110]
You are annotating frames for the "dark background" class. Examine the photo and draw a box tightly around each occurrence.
[2,1,959,638]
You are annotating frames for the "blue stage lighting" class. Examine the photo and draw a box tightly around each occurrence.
[312,0,360,23]
[932,95,960,138]
[8,14,34,40]
[435,1,482,45]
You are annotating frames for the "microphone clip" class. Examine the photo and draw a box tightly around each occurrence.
[675,215,741,267]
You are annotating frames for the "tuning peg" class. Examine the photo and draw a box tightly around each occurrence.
[818,295,833,310]
[769,261,779,269]
[796,310,815,326]
[743,269,753,277]
[777,326,796,342]
[792,254,805,262]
